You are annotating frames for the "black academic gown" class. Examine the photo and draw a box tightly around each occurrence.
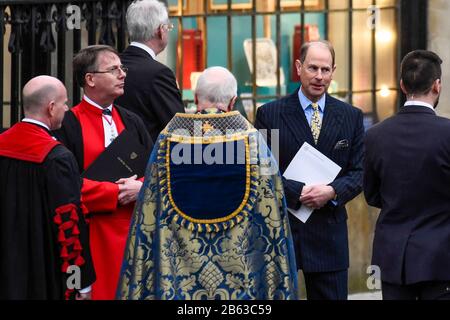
[0,122,95,299]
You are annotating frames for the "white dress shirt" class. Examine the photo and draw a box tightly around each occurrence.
[83,95,118,148]
[404,100,435,111]
[22,118,50,131]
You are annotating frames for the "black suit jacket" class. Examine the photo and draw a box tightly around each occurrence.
[364,105,450,285]
[255,90,364,272]
[115,45,185,142]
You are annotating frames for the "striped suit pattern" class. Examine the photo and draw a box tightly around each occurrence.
[255,90,364,299]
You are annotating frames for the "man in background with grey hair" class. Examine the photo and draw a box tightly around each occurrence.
[117,66,298,300]
[116,0,184,142]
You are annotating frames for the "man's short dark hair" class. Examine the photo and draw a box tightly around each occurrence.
[73,45,119,88]
[300,40,335,67]
[400,50,442,95]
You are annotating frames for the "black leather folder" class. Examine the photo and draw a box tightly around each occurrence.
[81,130,151,182]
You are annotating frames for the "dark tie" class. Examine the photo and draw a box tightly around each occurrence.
[102,108,116,145]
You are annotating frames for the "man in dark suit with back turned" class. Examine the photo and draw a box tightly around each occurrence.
[115,0,184,142]
[255,40,364,300]
[364,50,450,300]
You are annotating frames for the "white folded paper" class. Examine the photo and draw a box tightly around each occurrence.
[283,142,341,223]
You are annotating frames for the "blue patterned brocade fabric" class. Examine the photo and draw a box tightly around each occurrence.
[116,111,298,300]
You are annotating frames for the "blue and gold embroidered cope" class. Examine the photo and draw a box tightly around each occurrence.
[117,111,298,300]
[166,138,251,228]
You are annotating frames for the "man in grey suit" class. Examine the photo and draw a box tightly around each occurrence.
[255,40,364,300]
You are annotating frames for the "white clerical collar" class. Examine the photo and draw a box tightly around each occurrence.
[130,42,156,60]
[83,95,113,113]
[22,118,50,131]
[404,100,435,111]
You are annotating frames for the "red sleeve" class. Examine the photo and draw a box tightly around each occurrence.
[53,203,86,299]
[81,178,119,213]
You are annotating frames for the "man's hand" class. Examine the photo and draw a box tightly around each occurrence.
[300,185,336,210]
[116,174,143,206]
[76,291,92,300]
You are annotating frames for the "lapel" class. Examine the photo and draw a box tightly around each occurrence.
[280,90,315,147]
[280,91,344,153]
[316,95,344,152]
[115,105,132,129]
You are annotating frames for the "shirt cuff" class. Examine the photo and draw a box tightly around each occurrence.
[330,186,338,206]
[79,286,92,294]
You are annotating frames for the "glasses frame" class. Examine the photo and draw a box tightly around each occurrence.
[161,23,174,32]
[88,65,128,76]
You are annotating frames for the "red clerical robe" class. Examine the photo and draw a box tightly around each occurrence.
[60,99,151,300]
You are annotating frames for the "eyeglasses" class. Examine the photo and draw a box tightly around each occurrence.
[89,65,128,76]
[161,23,174,32]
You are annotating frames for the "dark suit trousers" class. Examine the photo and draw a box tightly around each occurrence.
[303,270,348,300]
[382,281,450,300]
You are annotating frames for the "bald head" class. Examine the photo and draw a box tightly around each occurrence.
[195,66,237,111]
[22,76,68,130]
[22,76,66,116]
